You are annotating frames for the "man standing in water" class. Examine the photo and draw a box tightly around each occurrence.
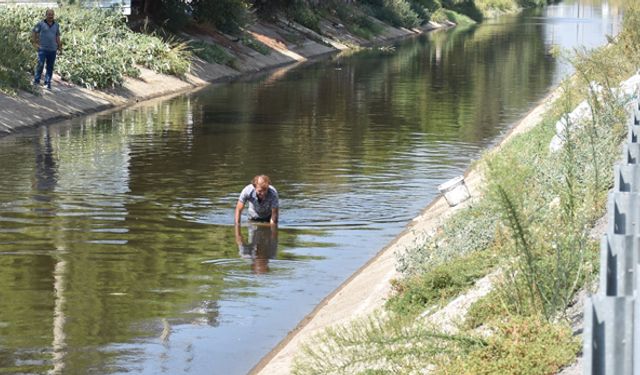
[32,8,62,90]
[234,175,279,226]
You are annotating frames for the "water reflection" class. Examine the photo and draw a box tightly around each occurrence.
[33,127,58,195]
[236,223,279,275]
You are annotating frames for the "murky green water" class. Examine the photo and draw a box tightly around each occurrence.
[0,1,621,374]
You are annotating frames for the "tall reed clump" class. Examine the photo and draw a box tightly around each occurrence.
[0,25,35,94]
[56,7,191,88]
[484,95,622,321]
[0,7,41,94]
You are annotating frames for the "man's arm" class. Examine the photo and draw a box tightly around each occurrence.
[270,207,279,225]
[56,35,61,51]
[235,201,245,226]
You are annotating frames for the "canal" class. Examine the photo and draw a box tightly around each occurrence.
[0,1,621,373]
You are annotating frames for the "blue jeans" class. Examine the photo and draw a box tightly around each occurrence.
[34,49,57,86]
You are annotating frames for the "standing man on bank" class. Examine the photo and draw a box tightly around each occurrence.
[32,8,62,90]
[235,175,279,227]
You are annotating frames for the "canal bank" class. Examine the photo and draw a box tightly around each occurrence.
[250,77,565,375]
[254,57,639,375]
[0,18,446,136]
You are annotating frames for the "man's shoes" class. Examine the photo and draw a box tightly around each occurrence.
[32,80,40,86]
[45,82,51,90]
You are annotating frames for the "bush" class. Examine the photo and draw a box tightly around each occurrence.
[57,29,138,88]
[0,7,43,93]
[332,1,383,40]
[408,0,431,23]
[253,0,291,20]
[361,0,421,28]
[289,1,321,32]
[617,0,640,68]
[150,0,192,32]
[412,0,441,12]
[440,0,483,22]
[191,0,251,35]
[190,41,236,66]
[129,33,191,77]
[293,312,486,375]
[430,8,475,25]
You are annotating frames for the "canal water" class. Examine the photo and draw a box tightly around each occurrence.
[0,1,621,374]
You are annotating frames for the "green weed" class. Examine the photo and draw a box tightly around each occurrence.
[241,34,272,55]
[388,249,498,317]
[292,312,486,375]
[397,200,500,278]
[436,315,580,374]
[190,41,236,66]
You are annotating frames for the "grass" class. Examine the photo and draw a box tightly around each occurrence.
[387,249,498,317]
[431,8,477,25]
[189,40,236,66]
[436,315,580,374]
[241,34,272,55]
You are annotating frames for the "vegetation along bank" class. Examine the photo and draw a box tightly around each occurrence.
[0,0,557,134]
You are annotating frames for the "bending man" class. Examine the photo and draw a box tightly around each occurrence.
[235,175,279,226]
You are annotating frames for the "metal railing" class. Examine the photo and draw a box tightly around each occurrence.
[584,94,640,374]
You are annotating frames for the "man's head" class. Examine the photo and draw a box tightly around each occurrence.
[252,175,271,200]
[45,9,55,23]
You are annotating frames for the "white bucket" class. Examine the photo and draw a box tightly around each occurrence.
[437,176,470,207]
